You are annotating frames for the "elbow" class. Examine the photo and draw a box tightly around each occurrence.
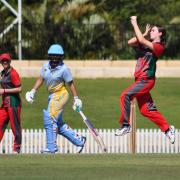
[127,40,138,47]
[127,40,132,45]
[128,39,135,46]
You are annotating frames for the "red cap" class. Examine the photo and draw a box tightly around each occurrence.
[0,53,11,61]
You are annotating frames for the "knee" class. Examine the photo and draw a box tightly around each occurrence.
[120,93,132,103]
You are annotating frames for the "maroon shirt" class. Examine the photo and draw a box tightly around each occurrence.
[0,67,21,107]
[134,43,165,80]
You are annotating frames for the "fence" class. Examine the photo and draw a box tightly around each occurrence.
[0,129,179,154]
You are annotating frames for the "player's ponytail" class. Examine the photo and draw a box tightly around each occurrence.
[157,26,166,45]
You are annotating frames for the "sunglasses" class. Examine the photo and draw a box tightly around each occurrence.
[1,60,10,64]
[48,54,63,60]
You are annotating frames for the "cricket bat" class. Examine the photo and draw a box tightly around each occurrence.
[79,110,107,153]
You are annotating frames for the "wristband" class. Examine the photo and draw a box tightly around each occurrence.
[31,89,36,94]
[74,96,79,100]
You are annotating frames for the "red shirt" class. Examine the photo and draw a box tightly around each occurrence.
[134,43,165,79]
[0,67,21,107]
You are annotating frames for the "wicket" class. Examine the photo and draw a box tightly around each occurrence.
[129,99,136,154]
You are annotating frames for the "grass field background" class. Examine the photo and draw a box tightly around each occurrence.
[0,154,179,180]
[7,78,180,129]
[1,79,180,180]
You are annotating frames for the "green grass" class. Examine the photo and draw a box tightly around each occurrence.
[1,79,179,180]
[0,154,179,180]
[12,78,180,129]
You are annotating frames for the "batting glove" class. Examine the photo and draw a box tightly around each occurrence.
[25,89,36,103]
[73,96,82,112]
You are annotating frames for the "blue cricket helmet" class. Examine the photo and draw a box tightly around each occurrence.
[48,44,64,55]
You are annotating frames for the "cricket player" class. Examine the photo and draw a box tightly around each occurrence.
[0,53,22,153]
[26,44,86,153]
[115,16,175,144]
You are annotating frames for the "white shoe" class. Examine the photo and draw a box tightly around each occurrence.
[77,136,86,153]
[54,145,59,153]
[40,148,56,154]
[54,147,59,153]
[13,148,20,154]
[13,151,20,154]
[165,125,175,144]
[115,125,131,136]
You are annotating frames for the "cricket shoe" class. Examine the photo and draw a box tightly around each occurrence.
[115,125,131,136]
[54,147,59,153]
[40,148,56,154]
[77,136,86,153]
[13,148,21,154]
[165,125,175,144]
[13,151,20,154]
[54,145,59,153]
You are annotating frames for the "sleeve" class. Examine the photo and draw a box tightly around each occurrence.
[40,63,47,77]
[63,67,73,83]
[153,43,164,58]
[40,66,44,77]
[11,70,21,87]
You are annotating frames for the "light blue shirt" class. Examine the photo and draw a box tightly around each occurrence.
[40,61,73,93]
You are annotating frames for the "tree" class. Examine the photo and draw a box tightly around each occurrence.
[0,0,179,59]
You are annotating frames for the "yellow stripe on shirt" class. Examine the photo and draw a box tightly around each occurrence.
[48,83,67,93]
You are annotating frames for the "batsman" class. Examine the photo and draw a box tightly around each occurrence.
[26,44,86,153]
